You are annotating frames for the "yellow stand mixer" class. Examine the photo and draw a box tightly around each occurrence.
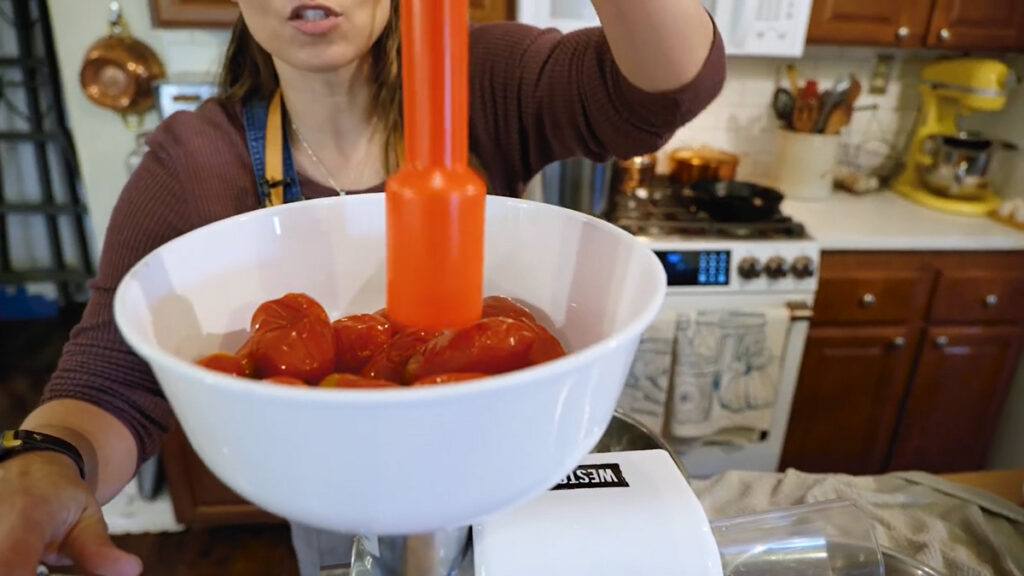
[893,58,1013,216]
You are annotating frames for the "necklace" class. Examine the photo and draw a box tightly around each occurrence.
[289,118,346,196]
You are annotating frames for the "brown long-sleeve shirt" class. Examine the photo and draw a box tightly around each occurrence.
[42,21,725,465]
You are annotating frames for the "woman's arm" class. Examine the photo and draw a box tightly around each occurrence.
[468,11,725,195]
[22,400,137,504]
[29,106,221,502]
[592,0,716,92]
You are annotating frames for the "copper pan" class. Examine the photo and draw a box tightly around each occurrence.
[668,146,740,187]
[80,2,165,121]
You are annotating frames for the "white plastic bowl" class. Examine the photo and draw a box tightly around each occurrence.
[113,193,666,535]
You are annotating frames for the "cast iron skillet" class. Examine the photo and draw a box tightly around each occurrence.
[685,179,784,223]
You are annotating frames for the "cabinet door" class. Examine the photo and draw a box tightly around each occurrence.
[780,326,918,475]
[889,325,1024,474]
[806,0,934,46]
[470,0,512,22]
[926,0,1024,50]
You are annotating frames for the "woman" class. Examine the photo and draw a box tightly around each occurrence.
[0,1,724,574]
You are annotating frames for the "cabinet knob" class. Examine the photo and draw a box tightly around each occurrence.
[984,294,999,308]
[935,335,950,348]
[860,293,876,308]
[891,336,907,348]
[896,26,910,39]
[938,28,951,42]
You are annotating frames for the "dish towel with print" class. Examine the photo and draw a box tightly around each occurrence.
[615,312,675,434]
[668,307,790,442]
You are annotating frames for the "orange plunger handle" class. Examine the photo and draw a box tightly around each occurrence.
[385,0,485,331]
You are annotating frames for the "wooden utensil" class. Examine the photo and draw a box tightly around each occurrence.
[386,0,486,330]
[823,75,862,135]
[785,64,800,95]
[791,82,821,133]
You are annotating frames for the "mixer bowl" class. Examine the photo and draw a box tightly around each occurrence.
[113,193,666,535]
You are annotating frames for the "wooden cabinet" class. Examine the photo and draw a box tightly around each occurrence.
[783,251,1024,476]
[889,325,1024,473]
[780,326,918,475]
[470,0,514,23]
[806,0,933,47]
[925,0,1024,50]
[807,0,1024,50]
[149,0,514,27]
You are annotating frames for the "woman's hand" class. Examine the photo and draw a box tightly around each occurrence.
[0,452,142,576]
[591,0,717,92]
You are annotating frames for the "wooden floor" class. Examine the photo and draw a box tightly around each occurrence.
[2,308,302,574]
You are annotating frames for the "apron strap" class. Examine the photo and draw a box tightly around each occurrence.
[264,90,287,207]
[241,90,303,208]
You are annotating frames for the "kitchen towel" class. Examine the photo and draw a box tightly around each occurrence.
[616,312,676,434]
[691,468,1024,576]
[669,307,790,442]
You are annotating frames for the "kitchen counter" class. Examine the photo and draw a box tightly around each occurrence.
[782,191,1024,251]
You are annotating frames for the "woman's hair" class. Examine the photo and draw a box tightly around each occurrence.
[218,0,403,173]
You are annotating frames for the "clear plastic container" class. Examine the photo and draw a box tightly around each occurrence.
[711,498,884,576]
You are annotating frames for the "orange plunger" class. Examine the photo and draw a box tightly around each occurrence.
[385,0,486,331]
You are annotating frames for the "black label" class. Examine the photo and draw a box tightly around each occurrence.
[551,463,629,490]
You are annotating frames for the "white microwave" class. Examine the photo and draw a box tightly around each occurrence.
[515,0,813,58]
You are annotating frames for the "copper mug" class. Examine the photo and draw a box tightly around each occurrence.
[613,153,657,192]
[668,146,739,187]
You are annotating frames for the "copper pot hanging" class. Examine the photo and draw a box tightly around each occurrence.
[80,2,166,122]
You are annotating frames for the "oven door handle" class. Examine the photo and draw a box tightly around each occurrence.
[786,301,814,322]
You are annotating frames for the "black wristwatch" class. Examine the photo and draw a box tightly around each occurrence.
[0,430,86,480]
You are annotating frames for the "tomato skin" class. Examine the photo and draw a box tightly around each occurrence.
[524,321,567,364]
[332,314,392,374]
[234,337,259,377]
[319,373,401,389]
[251,293,330,334]
[481,296,536,323]
[406,317,538,382]
[361,329,441,384]
[411,372,488,386]
[264,375,308,386]
[197,352,249,377]
[251,316,335,384]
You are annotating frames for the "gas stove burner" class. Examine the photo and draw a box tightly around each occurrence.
[609,181,809,240]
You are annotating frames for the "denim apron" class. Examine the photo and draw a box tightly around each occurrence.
[241,91,353,575]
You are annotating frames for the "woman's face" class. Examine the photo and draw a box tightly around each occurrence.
[236,0,391,73]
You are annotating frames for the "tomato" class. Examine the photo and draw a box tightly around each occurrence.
[481,296,536,323]
[332,314,392,374]
[319,373,401,389]
[264,375,308,386]
[197,352,248,377]
[525,321,567,364]
[361,329,441,384]
[251,315,335,383]
[234,337,259,377]
[406,317,538,382]
[251,293,330,334]
[411,372,488,386]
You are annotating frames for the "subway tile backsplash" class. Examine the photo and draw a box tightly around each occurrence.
[658,47,941,185]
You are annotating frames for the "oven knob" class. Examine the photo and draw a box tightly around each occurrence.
[790,255,816,279]
[764,256,789,279]
[737,257,763,279]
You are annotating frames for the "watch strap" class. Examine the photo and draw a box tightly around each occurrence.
[0,429,86,480]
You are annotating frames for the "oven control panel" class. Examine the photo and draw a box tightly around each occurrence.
[646,240,820,293]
